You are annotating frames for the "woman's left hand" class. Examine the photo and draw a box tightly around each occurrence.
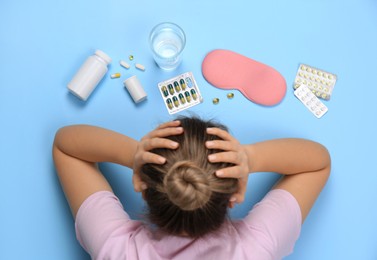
[132,120,183,192]
[205,127,250,208]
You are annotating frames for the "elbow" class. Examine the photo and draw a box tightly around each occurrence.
[321,144,332,180]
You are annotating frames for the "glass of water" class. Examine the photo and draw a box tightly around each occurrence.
[149,22,186,70]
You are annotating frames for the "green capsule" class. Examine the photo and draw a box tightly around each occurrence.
[190,89,197,100]
[166,98,173,109]
[161,86,169,97]
[172,96,179,107]
[168,84,174,95]
[184,91,191,102]
[179,79,186,90]
[174,81,181,92]
[178,93,186,104]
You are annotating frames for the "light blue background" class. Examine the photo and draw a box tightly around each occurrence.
[1,0,376,259]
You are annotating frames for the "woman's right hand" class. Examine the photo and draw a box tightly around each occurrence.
[132,120,183,192]
[205,127,250,207]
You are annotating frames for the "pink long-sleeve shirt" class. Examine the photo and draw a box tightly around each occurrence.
[75,189,301,260]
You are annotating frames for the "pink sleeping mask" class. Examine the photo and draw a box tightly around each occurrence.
[202,49,286,106]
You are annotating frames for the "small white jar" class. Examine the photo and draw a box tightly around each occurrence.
[68,50,112,101]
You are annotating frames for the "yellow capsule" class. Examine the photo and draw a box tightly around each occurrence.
[161,86,169,97]
[328,75,333,80]
[299,72,304,77]
[178,93,186,104]
[110,73,121,79]
[180,79,186,90]
[301,65,306,70]
[174,81,181,92]
[294,84,300,89]
[168,84,174,95]
[129,55,134,61]
[172,96,179,107]
[166,98,173,109]
[318,71,323,76]
[190,89,197,100]
[184,91,191,102]
[227,93,234,99]
[212,98,220,104]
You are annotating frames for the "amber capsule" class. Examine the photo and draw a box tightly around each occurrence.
[179,79,186,90]
[184,91,191,102]
[178,93,186,104]
[172,96,179,107]
[212,98,220,104]
[227,93,234,99]
[174,81,181,92]
[166,98,173,109]
[161,86,169,97]
[190,89,197,100]
[168,84,174,95]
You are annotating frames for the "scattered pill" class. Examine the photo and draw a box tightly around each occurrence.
[135,63,145,71]
[227,93,234,99]
[110,73,121,79]
[212,98,220,104]
[120,60,130,69]
[129,55,134,61]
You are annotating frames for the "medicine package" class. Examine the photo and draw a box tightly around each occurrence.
[293,64,337,100]
[294,85,328,118]
[157,72,203,114]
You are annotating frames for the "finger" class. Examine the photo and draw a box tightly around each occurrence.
[132,173,147,192]
[140,151,167,165]
[231,178,248,204]
[156,120,181,130]
[206,140,238,152]
[214,165,245,179]
[143,137,179,151]
[208,151,239,165]
[145,126,183,139]
[206,127,235,142]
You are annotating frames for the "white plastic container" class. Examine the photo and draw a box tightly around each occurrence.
[123,75,147,103]
[68,50,112,101]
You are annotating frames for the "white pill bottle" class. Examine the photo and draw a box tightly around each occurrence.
[68,50,112,101]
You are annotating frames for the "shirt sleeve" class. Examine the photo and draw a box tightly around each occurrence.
[74,191,141,259]
[243,189,302,258]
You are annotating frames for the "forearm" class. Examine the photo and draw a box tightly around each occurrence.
[245,138,331,175]
[53,125,138,168]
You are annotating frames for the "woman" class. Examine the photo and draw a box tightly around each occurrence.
[53,116,331,259]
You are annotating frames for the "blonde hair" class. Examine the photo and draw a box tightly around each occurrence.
[141,117,238,238]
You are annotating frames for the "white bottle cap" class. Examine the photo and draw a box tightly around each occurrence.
[95,50,112,64]
[123,75,147,103]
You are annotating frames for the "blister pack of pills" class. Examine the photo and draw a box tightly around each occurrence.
[157,72,203,114]
[294,85,328,118]
[293,64,337,100]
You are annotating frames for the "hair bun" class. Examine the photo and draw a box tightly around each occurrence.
[163,160,212,211]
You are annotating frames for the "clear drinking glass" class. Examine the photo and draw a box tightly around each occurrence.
[149,22,186,70]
